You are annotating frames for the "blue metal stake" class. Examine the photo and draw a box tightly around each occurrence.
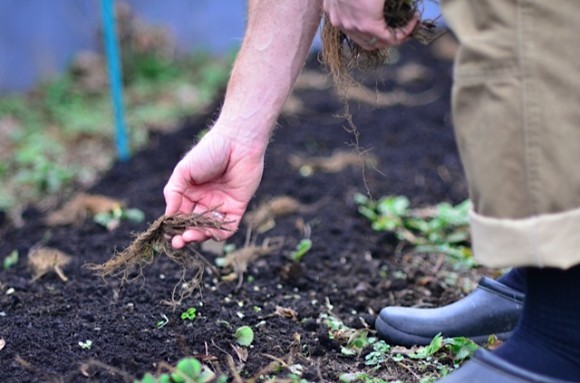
[101,0,130,161]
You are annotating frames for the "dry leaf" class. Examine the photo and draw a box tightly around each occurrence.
[45,193,123,226]
[486,334,503,351]
[274,306,299,321]
[395,63,431,84]
[231,344,249,363]
[218,239,282,276]
[244,196,306,233]
[289,150,378,175]
[28,247,72,282]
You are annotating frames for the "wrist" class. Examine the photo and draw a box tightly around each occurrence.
[209,115,273,156]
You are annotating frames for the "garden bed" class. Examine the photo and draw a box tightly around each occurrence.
[0,37,495,382]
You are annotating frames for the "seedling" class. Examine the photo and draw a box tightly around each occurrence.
[441,336,478,362]
[78,339,93,350]
[45,193,124,226]
[3,250,19,270]
[180,307,197,321]
[171,358,210,383]
[409,333,444,359]
[134,357,218,383]
[355,194,474,268]
[156,314,169,329]
[320,312,372,356]
[289,239,312,263]
[324,311,476,381]
[409,333,478,367]
[93,205,145,231]
[364,339,391,367]
[339,372,389,383]
[234,325,254,347]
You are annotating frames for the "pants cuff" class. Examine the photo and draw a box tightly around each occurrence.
[470,207,580,269]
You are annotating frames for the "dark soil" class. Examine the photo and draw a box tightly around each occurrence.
[1,38,489,382]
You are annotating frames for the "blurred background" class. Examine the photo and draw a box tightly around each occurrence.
[0,0,442,224]
[0,0,249,92]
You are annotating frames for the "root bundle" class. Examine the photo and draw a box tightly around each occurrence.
[86,210,233,304]
[320,0,439,88]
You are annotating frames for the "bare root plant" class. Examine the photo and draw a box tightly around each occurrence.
[319,1,440,199]
[86,209,234,305]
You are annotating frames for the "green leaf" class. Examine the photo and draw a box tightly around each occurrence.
[353,192,370,205]
[78,339,93,350]
[155,314,169,328]
[410,333,444,359]
[444,337,478,361]
[94,207,145,228]
[180,307,197,321]
[340,346,357,356]
[290,239,312,262]
[376,196,409,216]
[372,215,403,231]
[172,358,202,382]
[93,211,116,228]
[364,339,391,366]
[3,250,19,270]
[134,373,158,383]
[339,372,360,382]
[123,208,145,223]
[357,205,377,221]
[234,325,254,346]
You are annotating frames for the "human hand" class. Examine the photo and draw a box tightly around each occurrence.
[323,0,419,50]
[163,129,265,248]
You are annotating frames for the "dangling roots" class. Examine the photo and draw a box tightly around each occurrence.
[86,209,234,305]
[320,0,439,89]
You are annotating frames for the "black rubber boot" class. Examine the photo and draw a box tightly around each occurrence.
[375,276,524,346]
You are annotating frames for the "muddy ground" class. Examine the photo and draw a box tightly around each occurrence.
[0,37,494,382]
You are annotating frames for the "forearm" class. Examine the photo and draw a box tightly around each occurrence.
[214,0,323,149]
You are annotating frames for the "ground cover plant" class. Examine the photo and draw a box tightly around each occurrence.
[0,36,502,382]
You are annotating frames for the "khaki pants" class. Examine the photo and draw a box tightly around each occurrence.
[441,0,580,269]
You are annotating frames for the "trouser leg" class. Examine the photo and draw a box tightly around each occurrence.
[442,0,580,269]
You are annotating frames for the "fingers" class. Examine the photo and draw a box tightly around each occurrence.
[168,199,240,248]
[171,228,224,250]
[350,14,420,50]
[171,219,237,249]
[164,189,182,216]
[323,0,421,51]
[163,161,191,216]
